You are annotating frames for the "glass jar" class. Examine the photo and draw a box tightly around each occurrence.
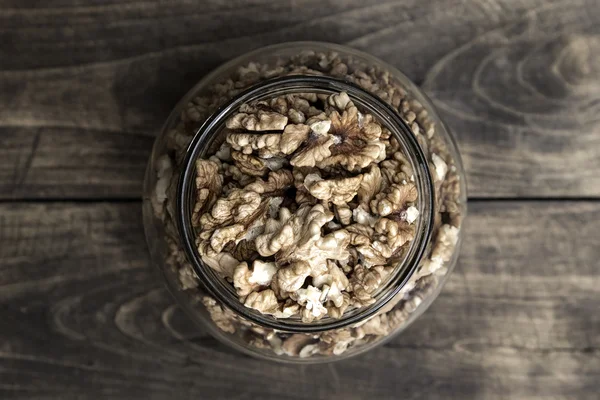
[143,42,466,363]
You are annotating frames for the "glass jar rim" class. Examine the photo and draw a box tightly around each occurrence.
[176,75,435,333]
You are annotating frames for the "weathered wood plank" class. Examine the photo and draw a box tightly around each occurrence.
[0,127,151,199]
[0,201,597,399]
[423,0,600,198]
[0,0,599,198]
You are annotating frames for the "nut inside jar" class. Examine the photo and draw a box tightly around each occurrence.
[193,90,421,323]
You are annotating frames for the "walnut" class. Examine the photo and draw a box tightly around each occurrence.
[440,169,462,221]
[282,334,315,356]
[198,249,239,279]
[254,207,293,256]
[198,171,292,260]
[151,154,173,217]
[244,289,279,314]
[265,157,288,172]
[316,97,386,172]
[372,218,415,258]
[405,206,419,224]
[346,222,376,239]
[214,142,232,161]
[352,206,378,227]
[279,124,311,155]
[192,160,223,226]
[357,164,382,205]
[199,189,261,235]
[319,329,356,355]
[354,244,388,267]
[350,233,392,267]
[305,113,330,126]
[431,153,448,182]
[312,260,350,308]
[292,285,327,322]
[182,96,211,124]
[346,222,376,250]
[289,120,335,167]
[201,296,236,334]
[288,108,306,124]
[346,222,400,267]
[258,204,350,271]
[165,127,192,159]
[292,167,319,206]
[334,204,352,225]
[303,172,362,205]
[384,133,402,156]
[326,91,352,112]
[233,260,278,296]
[273,261,312,295]
[419,224,459,276]
[244,168,293,194]
[231,151,269,176]
[371,182,418,217]
[380,152,414,187]
[178,264,198,290]
[299,344,320,358]
[226,110,288,131]
[210,225,245,253]
[269,93,322,121]
[227,132,282,158]
[248,260,278,285]
[235,62,260,85]
[355,314,390,336]
[273,299,301,319]
[385,308,410,330]
[222,162,253,186]
[326,292,352,319]
[349,265,394,305]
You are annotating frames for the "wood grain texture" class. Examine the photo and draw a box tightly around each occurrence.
[0,0,599,198]
[0,201,598,399]
[1,1,599,399]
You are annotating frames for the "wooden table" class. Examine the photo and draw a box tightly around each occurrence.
[1,1,599,398]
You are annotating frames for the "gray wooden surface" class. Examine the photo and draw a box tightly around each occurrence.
[0,1,599,399]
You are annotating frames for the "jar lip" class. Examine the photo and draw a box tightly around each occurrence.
[176,75,435,333]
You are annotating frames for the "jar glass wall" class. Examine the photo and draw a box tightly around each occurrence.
[143,42,467,362]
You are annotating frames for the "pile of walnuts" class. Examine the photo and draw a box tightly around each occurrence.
[193,91,420,322]
[151,49,464,358]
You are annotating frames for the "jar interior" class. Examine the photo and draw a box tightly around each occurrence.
[176,75,435,333]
